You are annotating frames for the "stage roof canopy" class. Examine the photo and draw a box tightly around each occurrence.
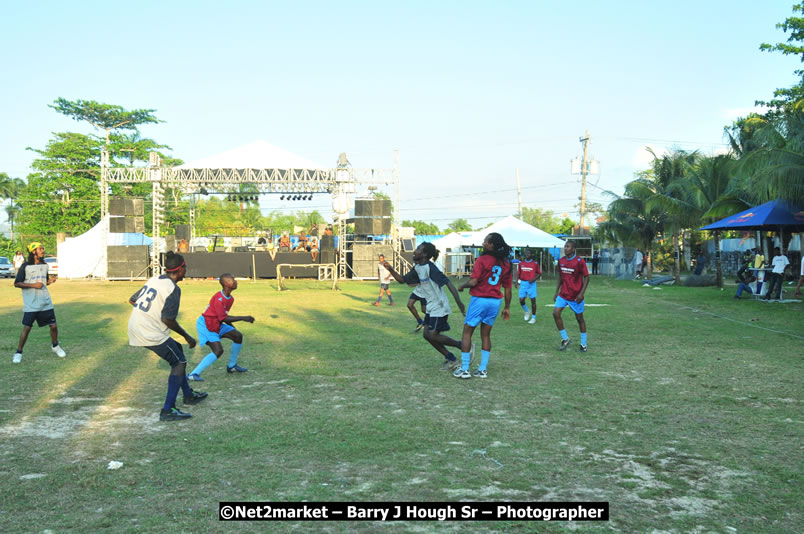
[178,140,325,170]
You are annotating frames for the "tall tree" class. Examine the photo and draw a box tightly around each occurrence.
[448,218,473,232]
[402,219,440,235]
[50,98,160,148]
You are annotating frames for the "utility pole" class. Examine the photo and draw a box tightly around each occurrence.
[579,130,590,234]
[515,168,522,217]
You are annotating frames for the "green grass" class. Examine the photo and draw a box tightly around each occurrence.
[0,276,801,533]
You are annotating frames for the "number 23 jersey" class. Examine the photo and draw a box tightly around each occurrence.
[128,275,182,346]
[469,255,512,299]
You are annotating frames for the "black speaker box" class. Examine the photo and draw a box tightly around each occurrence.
[319,235,335,249]
[175,224,191,242]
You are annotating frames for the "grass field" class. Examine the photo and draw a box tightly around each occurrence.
[0,275,802,533]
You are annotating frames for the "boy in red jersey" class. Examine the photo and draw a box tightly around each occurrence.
[455,233,513,379]
[188,273,255,381]
[516,248,542,324]
[553,240,590,352]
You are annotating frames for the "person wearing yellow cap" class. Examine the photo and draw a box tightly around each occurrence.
[12,242,66,363]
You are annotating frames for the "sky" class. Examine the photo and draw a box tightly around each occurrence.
[0,0,799,230]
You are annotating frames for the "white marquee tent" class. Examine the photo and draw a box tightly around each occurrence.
[461,216,566,248]
[57,217,152,278]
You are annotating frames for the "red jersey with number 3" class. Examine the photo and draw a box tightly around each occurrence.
[558,255,588,300]
[202,290,234,332]
[470,254,512,299]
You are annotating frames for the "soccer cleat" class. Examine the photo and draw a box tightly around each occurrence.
[579,345,588,353]
[227,364,248,373]
[52,345,66,358]
[187,373,204,382]
[440,359,460,371]
[472,369,488,379]
[12,352,22,364]
[389,302,394,306]
[559,338,570,351]
[452,368,471,379]
[183,390,208,405]
[413,323,424,333]
[528,316,536,324]
[523,311,531,321]
[159,406,192,421]
[373,301,380,306]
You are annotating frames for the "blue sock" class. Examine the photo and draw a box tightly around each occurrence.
[445,352,457,361]
[560,329,569,340]
[461,352,471,371]
[479,350,491,371]
[228,343,243,368]
[191,352,217,376]
[580,333,587,346]
[180,374,192,396]
[521,303,528,311]
[163,374,182,411]
[388,294,393,303]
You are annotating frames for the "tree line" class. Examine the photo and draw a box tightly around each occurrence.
[595,5,803,286]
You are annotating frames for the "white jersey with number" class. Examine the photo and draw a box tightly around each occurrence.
[127,275,182,347]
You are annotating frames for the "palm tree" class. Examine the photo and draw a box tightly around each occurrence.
[5,202,21,242]
[684,154,750,287]
[644,149,700,283]
[600,177,665,279]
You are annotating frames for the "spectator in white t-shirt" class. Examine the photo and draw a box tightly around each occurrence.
[762,247,790,300]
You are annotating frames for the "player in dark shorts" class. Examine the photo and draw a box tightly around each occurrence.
[128,252,207,421]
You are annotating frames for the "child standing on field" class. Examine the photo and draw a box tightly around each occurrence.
[553,240,590,352]
[374,254,394,306]
[188,273,255,381]
[516,248,541,324]
[383,243,466,371]
[455,233,513,379]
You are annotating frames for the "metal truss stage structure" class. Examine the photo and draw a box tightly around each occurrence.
[99,150,402,278]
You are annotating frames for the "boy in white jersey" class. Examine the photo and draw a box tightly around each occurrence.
[128,252,207,421]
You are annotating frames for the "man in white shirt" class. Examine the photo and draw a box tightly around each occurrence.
[762,247,790,300]
[373,254,394,306]
[633,249,644,279]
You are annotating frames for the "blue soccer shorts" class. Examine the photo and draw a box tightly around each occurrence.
[196,315,236,346]
[518,280,538,299]
[464,296,502,327]
[554,295,585,314]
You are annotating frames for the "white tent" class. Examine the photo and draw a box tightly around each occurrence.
[179,140,325,170]
[57,217,152,278]
[461,216,566,248]
[430,232,474,271]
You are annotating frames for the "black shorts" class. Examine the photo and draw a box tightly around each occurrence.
[146,338,187,367]
[423,314,449,333]
[409,293,427,304]
[22,309,57,328]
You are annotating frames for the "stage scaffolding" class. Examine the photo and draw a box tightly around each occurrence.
[99,150,400,278]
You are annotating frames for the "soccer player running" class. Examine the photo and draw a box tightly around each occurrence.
[455,233,513,379]
[128,251,207,421]
[383,243,466,371]
[516,248,541,324]
[12,242,67,363]
[407,289,427,333]
[374,254,394,306]
[188,273,255,381]
[553,240,590,352]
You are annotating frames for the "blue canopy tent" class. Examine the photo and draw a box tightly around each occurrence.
[700,199,804,255]
[699,200,804,233]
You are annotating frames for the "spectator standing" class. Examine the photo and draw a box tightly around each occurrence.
[12,250,24,274]
[634,249,644,278]
[763,247,790,300]
[591,251,600,275]
[794,259,803,298]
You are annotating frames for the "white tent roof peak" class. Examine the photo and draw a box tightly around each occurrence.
[179,140,326,170]
[462,216,566,248]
